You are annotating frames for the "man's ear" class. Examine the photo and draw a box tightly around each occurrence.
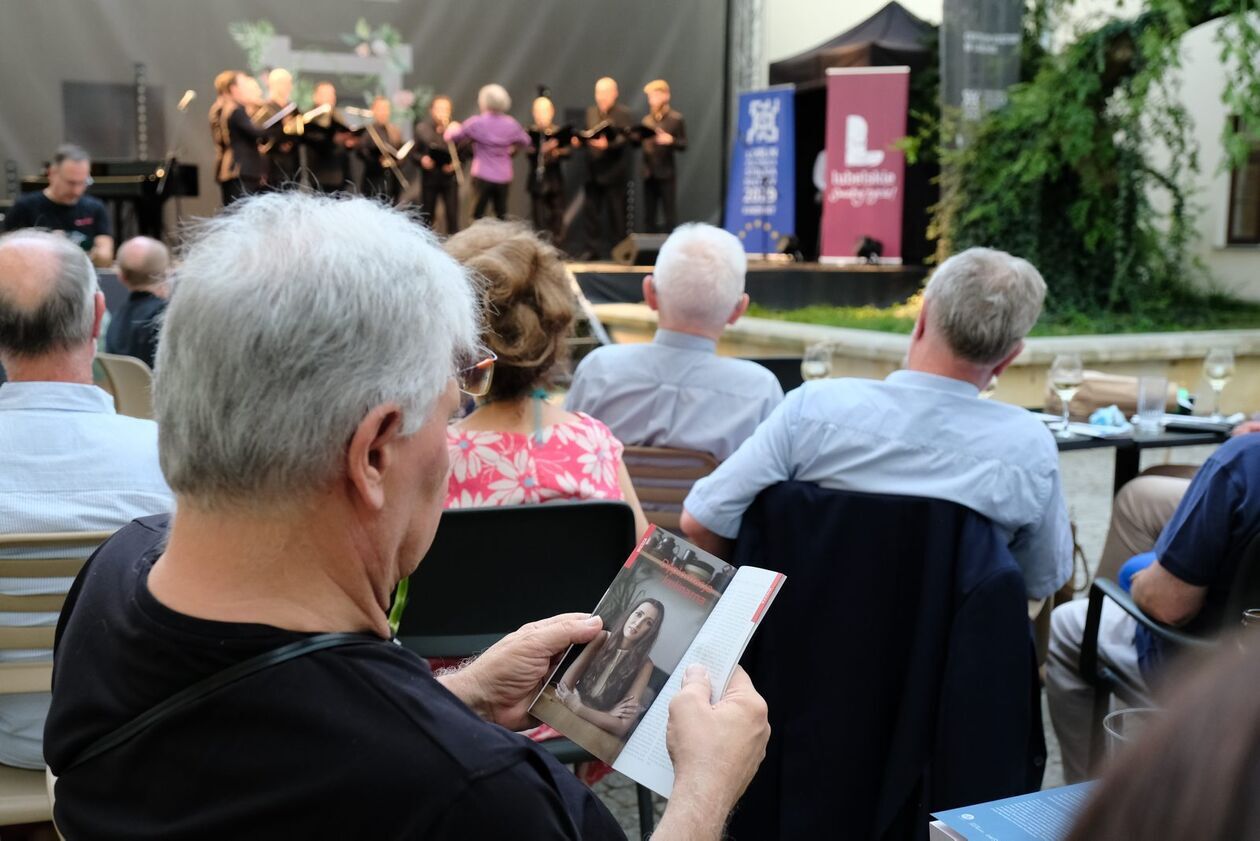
[991,340,1025,378]
[90,291,106,341]
[911,298,929,341]
[727,292,750,326]
[642,275,659,312]
[345,403,405,511]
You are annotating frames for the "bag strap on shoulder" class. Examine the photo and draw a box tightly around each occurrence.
[62,632,376,772]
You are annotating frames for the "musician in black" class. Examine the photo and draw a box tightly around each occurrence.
[527,95,570,241]
[359,97,405,203]
[304,82,358,193]
[255,68,301,188]
[413,95,463,233]
[639,79,687,233]
[209,70,239,206]
[574,77,633,260]
[224,73,277,203]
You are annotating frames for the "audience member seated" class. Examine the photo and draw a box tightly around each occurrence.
[1097,418,1260,581]
[3,145,114,268]
[443,218,648,535]
[0,230,171,770]
[1065,638,1260,841]
[565,223,782,461]
[1047,432,1260,783]
[44,193,768,839]
[680,247,1072,601]
[104,235,170,369]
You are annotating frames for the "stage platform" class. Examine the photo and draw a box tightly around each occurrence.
[570,261,926,310]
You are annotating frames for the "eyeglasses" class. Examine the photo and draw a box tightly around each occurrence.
[457,351,497,397]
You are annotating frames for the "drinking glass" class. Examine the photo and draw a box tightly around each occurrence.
[1203,348,1235,421]
[1135,375,1168,435]
[1048,353,1084,439]
[1102,707,1160,763]
[801,343,832,382]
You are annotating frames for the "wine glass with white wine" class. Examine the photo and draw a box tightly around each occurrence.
[1049,353,1084,439]
[801,342,833,382]
[1204,348,1235,422]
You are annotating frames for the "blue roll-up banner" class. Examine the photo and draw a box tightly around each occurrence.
[724,85,796,256]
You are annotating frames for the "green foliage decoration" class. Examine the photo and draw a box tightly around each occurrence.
[934,0,1260,319]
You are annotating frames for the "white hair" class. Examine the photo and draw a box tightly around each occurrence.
[651,223,747,331]
[923,247,1046,365]
[478,83,511,113]
[154,192,478,505]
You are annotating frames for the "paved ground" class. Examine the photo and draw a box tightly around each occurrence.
[591,445,1218,837]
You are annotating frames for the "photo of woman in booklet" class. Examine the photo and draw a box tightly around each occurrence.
[529,525,784,794]
[532,529,727,764]
[554,598,666,738]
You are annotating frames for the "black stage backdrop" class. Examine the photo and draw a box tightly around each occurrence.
[0,0,726,228]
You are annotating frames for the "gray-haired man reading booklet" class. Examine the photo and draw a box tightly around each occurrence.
[530,525,785,797]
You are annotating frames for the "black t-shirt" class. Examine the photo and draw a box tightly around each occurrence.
[45,516,624,841]
[4,191,111,253]
[104,290,166,369]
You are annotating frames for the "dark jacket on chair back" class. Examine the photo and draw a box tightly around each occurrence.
[728,482,1045,841]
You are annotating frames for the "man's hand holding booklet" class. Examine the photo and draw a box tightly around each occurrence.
[528,525,785,798]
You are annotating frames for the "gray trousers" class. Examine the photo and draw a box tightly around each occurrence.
[1045,598,1145,783]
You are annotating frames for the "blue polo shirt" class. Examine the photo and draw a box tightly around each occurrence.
[1137,434,1260,668]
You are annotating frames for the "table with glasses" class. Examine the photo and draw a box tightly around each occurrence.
[1054,425,1229,494]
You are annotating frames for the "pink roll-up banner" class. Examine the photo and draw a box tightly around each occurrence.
[819,67,910,264]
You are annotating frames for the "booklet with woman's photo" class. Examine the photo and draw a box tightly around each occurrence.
[528,525,785,798]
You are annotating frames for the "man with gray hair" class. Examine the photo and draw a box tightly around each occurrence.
[566,223,783,461]
[682,247,1072,600]
[44,193,770,839]
[104,235,170,368]
[0,229,172,770]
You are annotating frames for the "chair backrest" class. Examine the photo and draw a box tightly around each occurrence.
[396,501,637,658]
[740,356,805,393]
[0,532,114,656]
[622,446,719,530]
[1218,530,1260,633]
[728,482,1041,840]
[95,353,154,420]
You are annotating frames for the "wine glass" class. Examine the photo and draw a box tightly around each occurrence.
[1203,348,1235,422]
[801,343,833,382]
[1048,353,1084,439]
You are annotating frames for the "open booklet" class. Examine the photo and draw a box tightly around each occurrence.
[529,525,785,798]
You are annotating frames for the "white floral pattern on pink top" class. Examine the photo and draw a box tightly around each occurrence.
[445,413,627,509]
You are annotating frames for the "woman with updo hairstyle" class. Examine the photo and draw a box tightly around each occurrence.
[444,219,647,536]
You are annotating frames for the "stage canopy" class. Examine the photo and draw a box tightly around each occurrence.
[769,1,936,89]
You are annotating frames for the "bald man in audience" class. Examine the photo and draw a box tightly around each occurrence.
[681,248,1073,602]
[0,229,171,771]
[566,223,782,461]
[105,236,170,369]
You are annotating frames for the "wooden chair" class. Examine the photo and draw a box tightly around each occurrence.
[0,531,113,828]
[95,353,154,420]
[622,447,719,532]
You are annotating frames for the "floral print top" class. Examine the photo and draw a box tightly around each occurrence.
[445,413,627,509]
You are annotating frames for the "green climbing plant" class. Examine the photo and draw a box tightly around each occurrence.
[934,0,1260,319]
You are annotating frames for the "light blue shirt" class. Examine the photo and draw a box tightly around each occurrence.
[565,328,784,461]
[685,370,1072,599]
[0,381,172,768]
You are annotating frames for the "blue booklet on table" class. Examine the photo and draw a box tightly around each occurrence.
[930,783,1094,840]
